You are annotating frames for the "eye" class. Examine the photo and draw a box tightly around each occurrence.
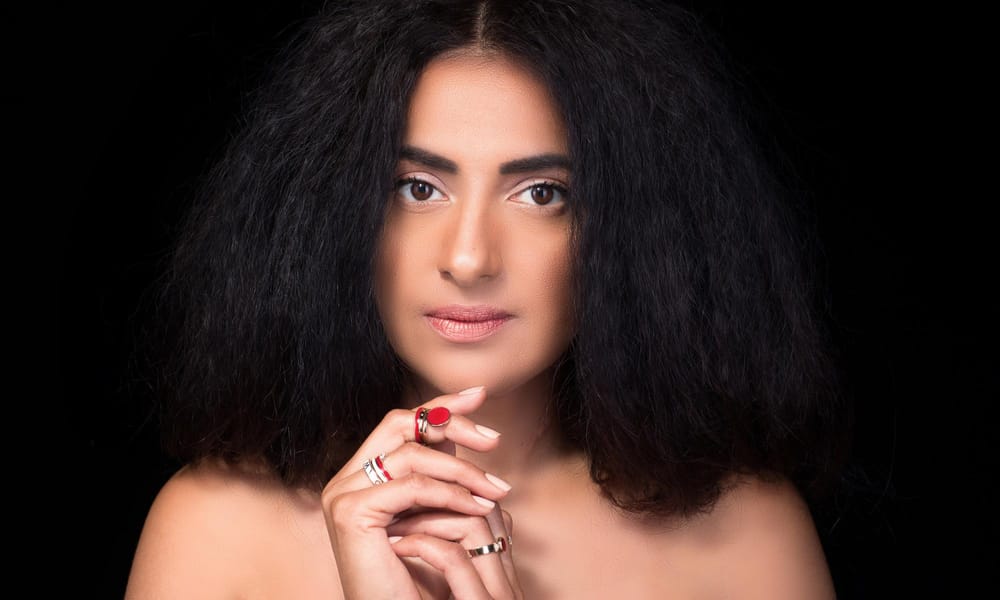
[512,182,568,207]
[396,177,446,203]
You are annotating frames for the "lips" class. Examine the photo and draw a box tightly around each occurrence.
[425,305,512,342]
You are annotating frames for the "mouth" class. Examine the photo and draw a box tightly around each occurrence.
[425,305,513,342]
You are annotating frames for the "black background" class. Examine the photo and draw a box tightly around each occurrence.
[23,1,995,597]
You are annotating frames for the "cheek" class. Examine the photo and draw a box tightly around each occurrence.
[374,228,405,326]
[513,227,575,327]
[374,218,428,346]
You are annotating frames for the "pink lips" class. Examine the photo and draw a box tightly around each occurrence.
[425,305,512,342]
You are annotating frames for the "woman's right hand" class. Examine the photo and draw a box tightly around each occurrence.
[321,387,516,599]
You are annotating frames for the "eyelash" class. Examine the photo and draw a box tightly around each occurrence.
[394,176,569,210]
[395,177,446,203]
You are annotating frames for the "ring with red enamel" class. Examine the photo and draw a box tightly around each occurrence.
[415,406,452,444]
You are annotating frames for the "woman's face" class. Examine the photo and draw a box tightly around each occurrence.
[375,52,575,398]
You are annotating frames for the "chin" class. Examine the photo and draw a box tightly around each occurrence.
[407,357,555,400]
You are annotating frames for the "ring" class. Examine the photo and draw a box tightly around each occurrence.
[415,406,452,444]
[414,409,424,444]
[362,453,391,486]
[420,411,429,435]
[362,459,382,486]
[467,536,509,558]
[374,454,393,482]
[427,406,451,427]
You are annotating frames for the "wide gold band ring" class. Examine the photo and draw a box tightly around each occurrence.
[467,536,510,558]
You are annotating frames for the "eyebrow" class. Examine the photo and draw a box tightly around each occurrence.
[399,145,571,175]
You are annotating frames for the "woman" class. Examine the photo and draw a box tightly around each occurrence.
[126,0,850,597]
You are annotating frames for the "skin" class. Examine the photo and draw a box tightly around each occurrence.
[125,52,837,599]
[376,50,575,406]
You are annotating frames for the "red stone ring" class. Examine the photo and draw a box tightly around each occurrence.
[426,407,451,427]
[415,406,452,444]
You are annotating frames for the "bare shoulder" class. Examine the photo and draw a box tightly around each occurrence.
[697,473,836,599]
[125,458,321,599]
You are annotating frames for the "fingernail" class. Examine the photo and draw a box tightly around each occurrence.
[485,472,512,492]
[475,424,501,439]
[388,535,403,544]
[472,495,496,509]
[459,385,485,395]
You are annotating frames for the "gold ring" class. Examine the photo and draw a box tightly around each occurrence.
[467,536,509,558]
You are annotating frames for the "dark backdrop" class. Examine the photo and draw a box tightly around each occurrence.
[30,1,994,597]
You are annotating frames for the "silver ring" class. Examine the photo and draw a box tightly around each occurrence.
[467,536,509,558]
[372,453,392,483]
[418,409,430,436]
[362,459,382,486]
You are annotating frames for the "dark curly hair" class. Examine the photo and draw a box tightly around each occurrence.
[150,0,851,518]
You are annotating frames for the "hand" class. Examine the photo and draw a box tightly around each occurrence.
[388,504,522,599]
[321,387,519,599]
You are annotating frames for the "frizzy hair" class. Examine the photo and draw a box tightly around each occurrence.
[150,0,851,518]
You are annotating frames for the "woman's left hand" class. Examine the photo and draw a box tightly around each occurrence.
[387,503,522,600]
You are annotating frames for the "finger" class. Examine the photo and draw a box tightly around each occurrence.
[332,388,499,484]
[417,412,502,452]
[391,534,514,600]
[486,506,520,592]
[325,532,418,600]
[330,443,513,502]
[413,387,503,449]
[325,472,499,532]
[323,477,498,600]
[386,511,509,591]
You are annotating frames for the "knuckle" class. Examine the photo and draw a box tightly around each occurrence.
[326,494,358,529]
[457,459,482,481]
[449,513,489,538]
[398,441,422,459]
[473,516,493,538]
[457,513,491,536]
[404,472,430,491]
[320,480,339,502]
[382,408,410,428]
[448,483,472,506]
[389,407,413,421]
[445,541,470,564]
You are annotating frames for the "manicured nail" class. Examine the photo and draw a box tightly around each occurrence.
[475,424,501,439]
[459,385,485,395]
[388,535,403,544]
[472,495,496,509]
[485,473,512,492]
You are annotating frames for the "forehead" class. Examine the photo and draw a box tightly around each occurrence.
[403,53,568,157]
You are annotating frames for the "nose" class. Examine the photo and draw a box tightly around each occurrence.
[438,198,502,287]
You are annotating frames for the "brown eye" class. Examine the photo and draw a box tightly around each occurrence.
[396,178,443,203]
[410,181,433,201]
[530,185,554,205]
[512,181,568,209]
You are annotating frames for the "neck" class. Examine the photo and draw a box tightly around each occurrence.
[402,368,573,483]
